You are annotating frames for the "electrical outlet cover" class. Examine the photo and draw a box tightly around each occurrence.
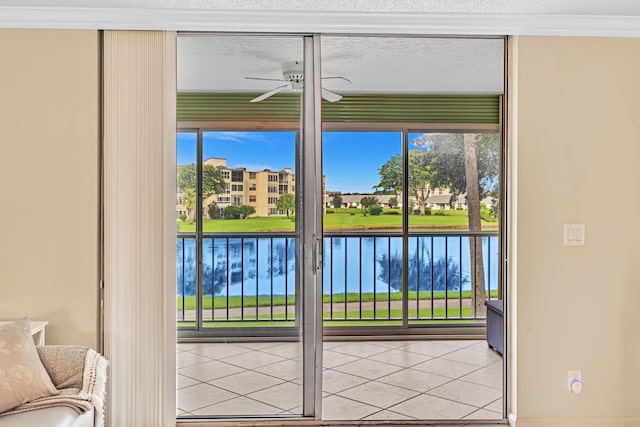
[568,369,582,391]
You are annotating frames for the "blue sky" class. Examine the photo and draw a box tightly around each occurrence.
[177,131,402,194]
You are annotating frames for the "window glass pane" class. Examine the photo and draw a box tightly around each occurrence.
[177,34,303,419]
[322,131,403,324]
[176,131,197,329]
[202,131,296,228]
[407,132,500,324]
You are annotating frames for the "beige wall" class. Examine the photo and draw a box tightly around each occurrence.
[515,36,640,422]
[3,28,640,424]
[0,29,99,348]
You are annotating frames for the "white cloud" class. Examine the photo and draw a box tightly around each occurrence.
[206,132,268,144]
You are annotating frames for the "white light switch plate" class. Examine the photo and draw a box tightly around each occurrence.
[564,224,585,246]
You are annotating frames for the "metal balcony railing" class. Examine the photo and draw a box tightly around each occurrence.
[176,231,498,326]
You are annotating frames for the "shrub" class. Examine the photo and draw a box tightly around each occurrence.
[413,207,432,215]
[350,213,355,216]
[223,204,255,219]
[179,213,187,222]
[207,202,220,219]
[326,209,334,214]
[434,210,446,216]
[480,203,498,222]
[383,211,401,215]
[238,205,256,218]
[369,205,383,216]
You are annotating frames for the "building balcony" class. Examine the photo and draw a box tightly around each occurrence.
[176,231,499,333]
[176,230,503,420]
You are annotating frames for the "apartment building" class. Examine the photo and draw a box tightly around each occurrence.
[177,157,295,218]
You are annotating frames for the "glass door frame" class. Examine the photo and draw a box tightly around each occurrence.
[319,124,502,338]
[176,32,507,421]
[301,35,324,417]
[176,33,324,419]
[177,127,304,339]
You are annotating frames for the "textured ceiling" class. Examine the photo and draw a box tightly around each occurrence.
[178,35,505,95]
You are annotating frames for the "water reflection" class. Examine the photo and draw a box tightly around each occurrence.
[177,235,497,298]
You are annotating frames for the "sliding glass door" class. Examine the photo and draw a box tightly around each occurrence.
[176,33,506,422]
[176,34,322,418]
[322,132,404,327]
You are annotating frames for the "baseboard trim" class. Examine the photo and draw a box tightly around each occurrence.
[517,418,640,427]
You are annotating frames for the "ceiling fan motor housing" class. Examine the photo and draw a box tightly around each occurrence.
[248,60,344,102]
[283,61,305,90]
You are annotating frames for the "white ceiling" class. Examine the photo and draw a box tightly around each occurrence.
[178,36,505,95]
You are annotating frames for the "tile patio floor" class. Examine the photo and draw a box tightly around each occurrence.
[177,339,503,421]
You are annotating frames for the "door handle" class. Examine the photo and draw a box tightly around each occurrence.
[316,237,323,271]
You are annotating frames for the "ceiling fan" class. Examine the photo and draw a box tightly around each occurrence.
[245,61,351,103]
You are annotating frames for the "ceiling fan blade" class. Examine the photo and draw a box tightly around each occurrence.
[245,77,287,82]
[250,84,290,103]
[322,76,352,84]
[321,87,343,102]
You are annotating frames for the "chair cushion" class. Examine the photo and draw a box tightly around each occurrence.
[0,319,59,413]
[0,406,94,427]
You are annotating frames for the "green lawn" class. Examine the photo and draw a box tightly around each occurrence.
[325,209,476,231]
[177,209,497,233]
[322,307,473,325]
[178,216,295,232]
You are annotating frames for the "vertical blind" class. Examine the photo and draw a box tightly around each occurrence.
[103,30,176,427]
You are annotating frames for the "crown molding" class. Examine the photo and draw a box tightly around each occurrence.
[1,6,640,37]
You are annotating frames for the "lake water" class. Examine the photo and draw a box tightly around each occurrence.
[177,234,498,298]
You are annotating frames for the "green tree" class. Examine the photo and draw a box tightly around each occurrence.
[331,193,343,209]
[414,132,500,314]
[360,195,379,216]
[373,154,402,196]
[388,197,398,209]
[375,151,436,216]
[177,164,226,197]
[276,193,296,218]
[418,133,499,202]
[182,188,196,222]
[177,164,196,192]
[407,150,436,216]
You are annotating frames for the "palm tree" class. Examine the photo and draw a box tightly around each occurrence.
[182,188,196,223]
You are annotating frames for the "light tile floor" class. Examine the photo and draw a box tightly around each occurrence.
[177,339,503,421]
